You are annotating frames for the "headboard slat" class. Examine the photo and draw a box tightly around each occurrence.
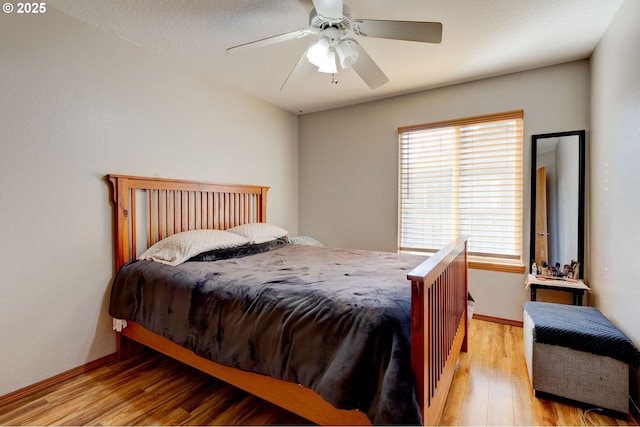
[148,189,155,245]
[130,187,136,263]
[157,190,163,242]
[164,191,170,237]
[108,175,270,270]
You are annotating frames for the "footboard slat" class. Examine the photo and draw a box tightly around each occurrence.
[408,236,468,426]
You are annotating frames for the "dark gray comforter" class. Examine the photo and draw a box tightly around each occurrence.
[109,244,426,424]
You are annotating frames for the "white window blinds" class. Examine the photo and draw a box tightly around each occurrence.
[399,110,523,261]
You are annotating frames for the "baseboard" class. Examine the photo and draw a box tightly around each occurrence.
[0,353,116,407]
[472,313,524,328]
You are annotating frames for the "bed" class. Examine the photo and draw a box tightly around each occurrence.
[107,174,468,425]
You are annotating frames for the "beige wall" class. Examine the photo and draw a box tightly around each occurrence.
[589,0,640,405]
[299,61,590,322]
[0,8,298,396]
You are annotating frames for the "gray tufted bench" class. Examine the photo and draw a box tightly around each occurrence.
[523,301,640,415]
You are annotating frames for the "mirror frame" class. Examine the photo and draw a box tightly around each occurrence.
[530,130,586,278]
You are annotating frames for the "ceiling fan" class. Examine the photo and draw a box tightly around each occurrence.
[226,0,442,90]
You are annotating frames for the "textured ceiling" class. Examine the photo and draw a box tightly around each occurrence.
[48,0,623,114]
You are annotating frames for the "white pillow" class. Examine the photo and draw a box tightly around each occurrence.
[227,223,289,244]
[139,229,250,266]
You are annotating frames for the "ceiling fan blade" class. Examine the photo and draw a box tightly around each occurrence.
[226,28,311,54]
[350,43,389,90]
[280,49,315,91]
[354,19,442,44]
[311,0,343,19]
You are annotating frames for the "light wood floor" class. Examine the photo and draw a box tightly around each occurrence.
[443,319,637,426]
[0,319,637,426]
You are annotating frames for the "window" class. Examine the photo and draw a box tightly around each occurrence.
[398,110,525,273]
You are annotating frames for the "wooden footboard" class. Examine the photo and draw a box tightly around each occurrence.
[107,175,468,425]
[408,236,468,425]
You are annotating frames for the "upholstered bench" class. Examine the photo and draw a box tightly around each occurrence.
[523,301,640,415]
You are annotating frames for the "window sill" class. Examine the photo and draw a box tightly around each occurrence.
[469,258,526,274]
[400,249,526,274]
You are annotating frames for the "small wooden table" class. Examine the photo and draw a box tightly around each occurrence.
[525,274,591,305]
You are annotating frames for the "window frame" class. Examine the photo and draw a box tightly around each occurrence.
[398,110,526,273]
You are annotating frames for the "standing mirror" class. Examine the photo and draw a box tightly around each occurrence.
[530,130,585,278]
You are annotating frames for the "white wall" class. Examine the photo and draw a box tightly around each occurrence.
[299,61,590,321]
[589,0,640,347]
[0,8,298,396]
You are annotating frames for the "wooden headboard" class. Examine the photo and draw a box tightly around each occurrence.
[107,175,269,269]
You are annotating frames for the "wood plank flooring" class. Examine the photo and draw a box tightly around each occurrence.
[442,319,637,426]
[0,319,637,426]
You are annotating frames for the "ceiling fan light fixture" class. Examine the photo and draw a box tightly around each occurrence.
[306,37,330,67]
[317,49,337,74]
[336,39,359,68]
[228,1,444,91]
